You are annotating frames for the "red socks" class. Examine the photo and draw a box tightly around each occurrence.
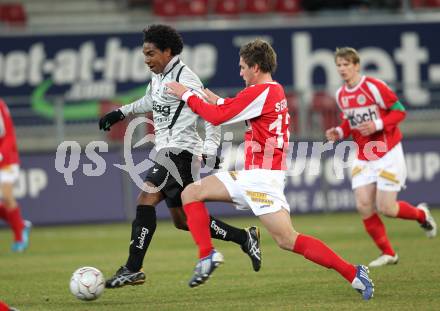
[397,201,426,224]
[5,206,25,242]
[363,202,425,255]
[0,300,11,311]
[293,234,356,283]
[363,213,395,256]
[183,201,213,258]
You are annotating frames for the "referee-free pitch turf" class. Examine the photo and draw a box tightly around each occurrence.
[1,210,439,311]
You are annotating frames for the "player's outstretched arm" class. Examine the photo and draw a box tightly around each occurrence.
[99,109,125,131]
[202,88,220,105]
[167,82,267,126]
[99,84,154,131]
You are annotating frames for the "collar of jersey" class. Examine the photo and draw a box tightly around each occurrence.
[344,75,366,93]
[161,56,181,79]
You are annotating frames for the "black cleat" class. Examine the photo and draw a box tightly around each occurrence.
[105,266,146,288]
[241,226,262,272]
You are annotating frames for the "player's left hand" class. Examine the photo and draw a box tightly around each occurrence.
[99,109,125,131]
[166,82,188,99]
[358,121,377,136]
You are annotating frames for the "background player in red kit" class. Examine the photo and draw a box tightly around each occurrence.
[0,98,31,252]
[167,39,374,300]
[326,47,437,268]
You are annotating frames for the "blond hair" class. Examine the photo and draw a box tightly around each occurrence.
[334,47,360,64]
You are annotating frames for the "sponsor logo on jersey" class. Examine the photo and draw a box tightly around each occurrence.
[344,105,379,128]
[246,191,274,205]
[341,95,356,108]
[357,94,367,105]
[152,101,171,116]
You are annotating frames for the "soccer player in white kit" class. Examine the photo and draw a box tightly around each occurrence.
[167,39,374,300]
[326,47,437,268]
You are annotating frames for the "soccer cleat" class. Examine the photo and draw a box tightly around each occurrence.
[368,253,399,268]
[105,266,146,288]
[188,249,224,288]
[11,220,32,253]
[418,203,437,238]
[351,265,374,300]
[241,226,262,272]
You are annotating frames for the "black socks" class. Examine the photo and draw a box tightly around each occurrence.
[209,216,247,245]
[126,205,157,272]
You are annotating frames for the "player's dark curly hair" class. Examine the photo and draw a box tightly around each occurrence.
[239,39,277,74]
[143,24,184,56]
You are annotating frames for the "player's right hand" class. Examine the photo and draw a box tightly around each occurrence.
[325,127,340,142]
[99,109,125,131]
[202,88,220,105]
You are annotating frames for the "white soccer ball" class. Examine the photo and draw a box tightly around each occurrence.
[69,266,105,301]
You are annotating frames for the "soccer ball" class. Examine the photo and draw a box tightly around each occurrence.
[69,267,105,301]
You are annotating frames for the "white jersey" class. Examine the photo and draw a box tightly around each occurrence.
[120,56,221,156]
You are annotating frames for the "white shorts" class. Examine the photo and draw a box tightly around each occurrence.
[0,164,20,184]
[351,143,407,192]
[215,169,290,216]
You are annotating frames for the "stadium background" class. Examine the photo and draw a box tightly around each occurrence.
[1,1,440,310]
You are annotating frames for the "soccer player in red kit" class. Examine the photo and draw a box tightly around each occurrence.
[167,39,374,300]
[0,98,31,252]
[326,47,437,268]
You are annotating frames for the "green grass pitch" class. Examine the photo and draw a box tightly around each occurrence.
[1,210,439,310]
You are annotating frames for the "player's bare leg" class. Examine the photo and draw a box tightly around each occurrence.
[355,185,398,267]
[259,209,374,300]
[354,184,376,219]
[377,190,436,238]
[182,175,233,203]
[376,190,399,217]
[0,181,31,252]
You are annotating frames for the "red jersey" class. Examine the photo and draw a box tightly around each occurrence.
[335,76,406,161]
[184,82,290,170]
[0,99,20,168]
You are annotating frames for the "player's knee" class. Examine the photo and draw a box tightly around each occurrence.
[3,197,16,209]
[377,202,395,217]
[356,200,374,216]
[274,234,295,250]
[137,191,160,206]
[356,199,370,210]
[181,183,200,204]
